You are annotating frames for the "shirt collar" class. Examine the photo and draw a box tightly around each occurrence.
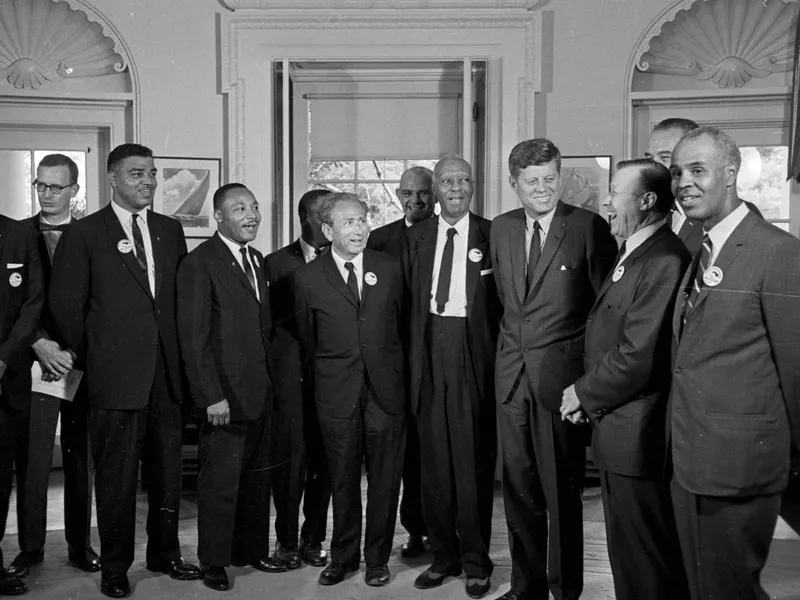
[525,205,557,235]
[217,231,249,259]
[40,213,72,226]
[110,199,148,226]
[438,212,470,237]
[298,236,318,262]
[330,247,364,273]
[707,202,749,252]
[623,218,667,257]
[404,218,414,228]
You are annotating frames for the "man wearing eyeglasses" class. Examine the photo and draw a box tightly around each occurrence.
[6,155,100,581]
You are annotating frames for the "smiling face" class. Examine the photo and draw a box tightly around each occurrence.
[434,157,473,224]
[509,160,561,219]
[396,169,434,225]
[214,188,261,244]
[323,198,369,261]
[110,155,157,212]
[35,165,77,220]
[602,167,650,239]
[645,127,686,168]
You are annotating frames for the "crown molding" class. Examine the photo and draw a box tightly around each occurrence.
[219,0,537,10]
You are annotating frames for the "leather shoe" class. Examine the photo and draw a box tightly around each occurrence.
[318,561,358,586]
[365,563,390,587]
[202,567,229,592]
[299,542,328,567]
[414,565,462,589]
[6,550,44,578]
[466,577,492,598]
[68,545,101,572]
[248,557,288,573]
[400,534,427,558]
[273,544,301,570]
[145,558,203,581]
[0,575,27,596]
[100,573,130,598]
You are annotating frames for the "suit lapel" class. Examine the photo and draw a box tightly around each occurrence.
[672,254,695,342]
[417,219,438,302]
[361,252,374,308]
[466,213,487,317]
[147,211,165,299]
[211,233,259,304]
[103,205,153,300]
[527,203,567,301]
[678,218,696,242]
[250,248,267,305]
[323,251,358,309]
[508,212,527,305]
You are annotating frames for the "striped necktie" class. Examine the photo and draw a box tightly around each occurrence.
[683,233,711,325]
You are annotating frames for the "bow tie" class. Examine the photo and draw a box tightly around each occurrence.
[40,223,69,233]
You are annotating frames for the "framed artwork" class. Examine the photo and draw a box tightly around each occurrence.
[152,156,221,237]
[559,155,612,214]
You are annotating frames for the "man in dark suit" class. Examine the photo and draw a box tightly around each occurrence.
[402,156,500,599]
[559,159,690,600]
[668,126,800,600]
[645,117,762,254]
[0,214,44,597]
[366,166,434,559]
[264,188,332,570]
[7,154,99,581]
[178,183,278,591]
[293,193,406,588]
[49,144,202,598]
[491,138,617,600]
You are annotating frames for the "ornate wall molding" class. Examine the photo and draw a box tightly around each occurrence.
[219,0,537,10]
[633,0,800,89]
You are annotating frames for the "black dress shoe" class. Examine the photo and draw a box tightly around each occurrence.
[202,567,229,592]
[318,561,358,586]
[365,563,390,587]
[0,575,27,596]
[273,545,301,570]
[249,557,288,573]
[145,558,203,581]
[466,577,492,598]
[401,534,427,558]
[299,542,328,567]
[68,545,101,572]
[414,565,462,589]
[6,550,44,578]
[100,573,130,598]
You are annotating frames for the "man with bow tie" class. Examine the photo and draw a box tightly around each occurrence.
[7,155,100,582]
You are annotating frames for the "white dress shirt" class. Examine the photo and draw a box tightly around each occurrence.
[218,232,260,302]
[706,202,749,266]
[617,219,668,265]
[525,207,557,275]
[429,214,469,317]
[299,237,319,264]
[331,248,364,297]
[670,202,687,236]
[111,201,155,296]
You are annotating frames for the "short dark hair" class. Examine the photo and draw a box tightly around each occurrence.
[298,189,332,221]
[213,183,250,211]
[37,153,78,184]
[317,192,367,227]
[508,138,562,178]
[652,118,699,136]
[615,158,673,214]
[107,143,153,172]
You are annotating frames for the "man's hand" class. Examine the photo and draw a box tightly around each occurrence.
[32,339,73,378]
[207,399,231,426]
[560,385,585,423]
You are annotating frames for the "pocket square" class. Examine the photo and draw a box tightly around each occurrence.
[6,263,23,269]
[480,268,493,276]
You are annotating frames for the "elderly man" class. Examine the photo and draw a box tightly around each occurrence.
[402,155,500,599]
[293,193,406,588]
[668,126,800,600]
[491,138,617,600]
[560,159,690,600]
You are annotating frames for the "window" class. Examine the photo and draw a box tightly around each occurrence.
[309,158,438,229]
[737,146,789,232]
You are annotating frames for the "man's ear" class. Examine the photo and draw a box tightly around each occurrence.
[639,191,657,212]
[322,223,333,242]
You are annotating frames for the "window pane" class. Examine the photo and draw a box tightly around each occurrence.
[407,159,439,171]
[0,151,33,219]
[359,183,403,229]
[311,183,355,194]
[383,160,405,180]
[736,146,789,222]
[357,160,383,180]
[309,160,355,180]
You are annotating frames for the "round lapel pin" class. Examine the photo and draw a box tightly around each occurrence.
[612,265,625,282]
[9,272,22,288]
[365,272,378,286]
[117,239,133,254]
[468,248,483,263]
[703,266,723,287]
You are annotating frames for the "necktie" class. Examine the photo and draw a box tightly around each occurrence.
[435,227,457,314]
[131,213,148,272]
[615,241,627,266]
[40,223,69,233]
[345,261,360,304]
[240,247,257,295]
[526,220,541,292]
[683,233,711,325]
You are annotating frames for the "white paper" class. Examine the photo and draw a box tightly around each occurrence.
[31,362,84,401]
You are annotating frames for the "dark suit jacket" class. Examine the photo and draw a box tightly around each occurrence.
[177,234,271,423]
[491,202,617,412]
[575,225,690,478]
[0,216,44,411]
[293,249,405,419]
[366,218,407,259]
[670,212,800,497]
[22,213,62,345]
[402,213,502,414]
[676,200,762,255]
[49,204,187,410]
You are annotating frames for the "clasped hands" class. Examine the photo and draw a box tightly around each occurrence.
[33,339,76,382]
[559,384,589,425]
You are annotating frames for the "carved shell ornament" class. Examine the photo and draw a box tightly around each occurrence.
[637,0,800,89]
[0,0,127,90]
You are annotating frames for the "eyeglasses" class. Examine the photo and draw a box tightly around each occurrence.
[33,180,75,195]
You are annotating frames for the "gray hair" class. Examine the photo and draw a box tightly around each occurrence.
[317,192,368,226]
[677,126,741,170]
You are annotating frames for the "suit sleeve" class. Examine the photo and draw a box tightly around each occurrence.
[175,221,188,261]
[489,221,506,306]
[587,215,618,296]
[176,254,225,409]
[292,271,315,361]
[0,226,44,367]
[575,254,685,417]
[48,226,89,361]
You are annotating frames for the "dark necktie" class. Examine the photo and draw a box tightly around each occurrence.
[435,227,457,314]
[40,222,67,260]
[683,233,711,325]
[615,241,627,265]
[526,220,541,292]
[40,223,69,233]
[240,247,257,295]
[131,213,148,272]
[345,261,360,304]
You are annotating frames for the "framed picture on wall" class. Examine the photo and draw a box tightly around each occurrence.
[152,156,221,237]
[559,155,612,215]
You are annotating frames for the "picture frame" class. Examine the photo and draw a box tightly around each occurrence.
[559,155,612,215]
[152,156,221,237]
